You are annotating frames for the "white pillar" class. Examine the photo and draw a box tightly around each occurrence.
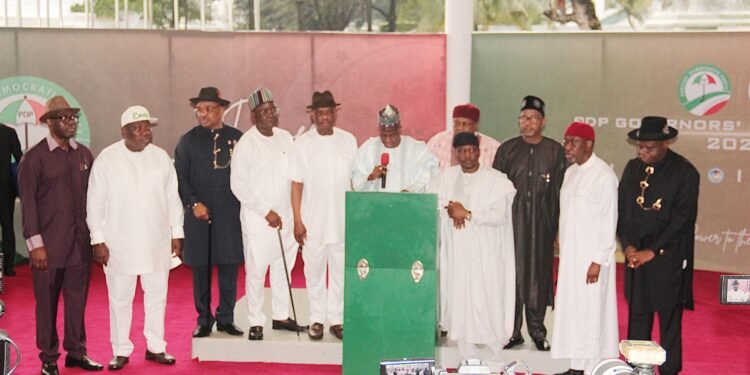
[444,0,473,130]
[115,0,119,28]
[253,0,260,30]
[200,0,205,29]
[173,0,178,29]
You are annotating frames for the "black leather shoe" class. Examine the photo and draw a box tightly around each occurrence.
[329,324,343,340]
[217,323,244,336]
[64,355,103,371]
[145,350,176,365]
[502,336,524,349]
[308,322,324,340]
[534,337,551,351]
[107,356,129,371]
[192,324,213,338]
[41,361,59,375]
[555,370,584,375]
[248,326,263,340]
[272,318,308,332]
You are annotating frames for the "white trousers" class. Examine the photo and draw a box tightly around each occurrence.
[243,227,298,327]
[104,269,169,357]
[302,242,344,325]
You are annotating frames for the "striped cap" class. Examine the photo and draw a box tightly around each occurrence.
[248,87,274,111]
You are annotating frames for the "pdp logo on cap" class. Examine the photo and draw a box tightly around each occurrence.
[120,105,159,127]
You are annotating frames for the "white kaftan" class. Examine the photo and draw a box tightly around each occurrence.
[86,140,184,356]
[352,135,438,192]
[429,166,516,352]
[551,153,619,368]
[289,125,357,325]
[230,126,298,326]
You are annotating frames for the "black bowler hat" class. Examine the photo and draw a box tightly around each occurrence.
[189,87,230,107]
[628,116,678,141]
[307,90,341,110]
[520,95,545,117]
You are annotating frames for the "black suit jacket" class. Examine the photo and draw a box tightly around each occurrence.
[0,123,23,199]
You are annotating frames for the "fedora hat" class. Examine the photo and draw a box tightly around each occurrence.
[39,96,80,122]
[628,116,678,141]
[307,90,341,110]
[189,87,230,107]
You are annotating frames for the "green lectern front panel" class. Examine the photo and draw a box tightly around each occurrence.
[343,192,438,375]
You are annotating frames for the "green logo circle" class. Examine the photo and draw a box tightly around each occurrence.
[678,64,731,117]
[0,76,90,151]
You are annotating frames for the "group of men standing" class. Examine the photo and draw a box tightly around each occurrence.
[11,87,698,375]
[427,97,697,375]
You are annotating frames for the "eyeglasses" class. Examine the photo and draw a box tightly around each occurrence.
[49,114,80,123]
[636,165,662,211]
[518,115,542,122]
[194,105,220,116]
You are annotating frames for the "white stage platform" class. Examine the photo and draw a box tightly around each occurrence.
[192,290,569,373]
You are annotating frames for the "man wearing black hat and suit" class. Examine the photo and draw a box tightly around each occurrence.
[175,87,245,338]
[290,91,357,340]
[0,123,22,276]
[617,116,699,375]
[492,95,566,351]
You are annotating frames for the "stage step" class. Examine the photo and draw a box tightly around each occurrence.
[192,290,568,373]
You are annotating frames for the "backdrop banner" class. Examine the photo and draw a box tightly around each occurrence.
[0,29,446,155]
[472,32,750,274]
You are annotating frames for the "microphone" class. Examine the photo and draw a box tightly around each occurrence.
[380,152,389,189]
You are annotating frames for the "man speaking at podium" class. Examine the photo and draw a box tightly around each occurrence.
[352,104,437,193]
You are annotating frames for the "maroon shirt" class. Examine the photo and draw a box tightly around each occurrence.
[18,136,93,269]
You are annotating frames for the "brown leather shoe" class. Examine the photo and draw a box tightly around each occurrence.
[145,350,176,365]
[329,324,343,340]
[107,356,129,371]
[308,322,324,340]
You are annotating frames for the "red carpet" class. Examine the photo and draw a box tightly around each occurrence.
[2,253,749,374]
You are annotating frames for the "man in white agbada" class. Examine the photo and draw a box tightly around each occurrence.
[352,104,437,192]
[231,87,307,341]
[551,122,619,375]
[87,105,183,370]
[429,132,516,360]
[290,90,357,341]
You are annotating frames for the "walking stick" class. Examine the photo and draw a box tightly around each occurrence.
[277,227,302,339]
[207,219,213,322]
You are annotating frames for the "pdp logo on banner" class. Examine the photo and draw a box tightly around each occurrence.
[678,64,731,117]
[0,76,91,151]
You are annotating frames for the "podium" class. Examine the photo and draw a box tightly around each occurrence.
[343,192,438,374]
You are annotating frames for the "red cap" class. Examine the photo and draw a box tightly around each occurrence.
[564,122,595,141]
[452,104,480,122]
